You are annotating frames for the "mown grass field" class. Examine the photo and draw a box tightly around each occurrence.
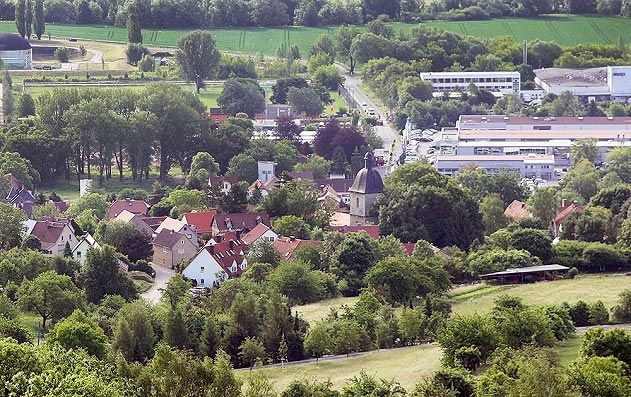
[450,273,631,316]
[247,344,442,391]
[294,274,631,324]
[0,14,629,56]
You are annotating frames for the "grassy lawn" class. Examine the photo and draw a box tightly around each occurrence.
[557,335,582,367]
[451,273,631,316]
[1,15,629,57]
[248,344,442,391]
[294,296,359,325]
[324,92,348,116]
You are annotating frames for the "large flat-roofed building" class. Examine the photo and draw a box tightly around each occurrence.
[457,115,631,131]
[435,154,555,180]
[534,66,631,103]
[420,71,520,95]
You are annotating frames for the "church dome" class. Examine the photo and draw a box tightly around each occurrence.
[0,33,31,51]
[350,152,384,194]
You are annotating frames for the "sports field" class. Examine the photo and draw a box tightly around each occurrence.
[1,14,629,56]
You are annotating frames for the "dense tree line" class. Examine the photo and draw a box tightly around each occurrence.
[3,0,631,28]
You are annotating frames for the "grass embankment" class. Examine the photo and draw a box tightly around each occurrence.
[0,14,628,56]
[248,344,442,391]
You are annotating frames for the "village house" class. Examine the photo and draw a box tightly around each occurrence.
[315,179,354,205]
[106,198,150,220]
[504,200,533,222]
[212,212,270,236]
[182,210,217,236]
[273,236,321,261]
[152,229,198,269]
[29,217,78,256]
[209,176,237,195]
[71,233,100,264]
[114,210,155,237]
[182,237,248,288]
[2,174,36,218]
[554,201,584,237]
[241,223,278,246]
[156,217,199,246]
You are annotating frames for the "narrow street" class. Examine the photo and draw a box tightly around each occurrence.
[337,64,402,174]
[141,264,175,304]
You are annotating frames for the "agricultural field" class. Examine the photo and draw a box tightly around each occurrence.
[248,344,442,391]
[0,15,629,57]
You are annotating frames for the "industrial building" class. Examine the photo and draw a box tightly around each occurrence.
[534,66,631,103]
[419,71,521,96]
[435,154,555,180]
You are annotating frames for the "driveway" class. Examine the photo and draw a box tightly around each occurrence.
[141,264,175,304]
[337,64,402,174]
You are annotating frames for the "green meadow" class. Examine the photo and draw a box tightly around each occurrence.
[1,14,630,56]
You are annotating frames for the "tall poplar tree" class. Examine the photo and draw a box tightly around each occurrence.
[15,0,26,38]
[3,71,13,123]
[25,0,32,38]
[33,0,44,39]
[127,3,142,44]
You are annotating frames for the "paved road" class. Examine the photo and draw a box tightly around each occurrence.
[141,264,175,304]
[576,323,631,333]
[337,65,402,173]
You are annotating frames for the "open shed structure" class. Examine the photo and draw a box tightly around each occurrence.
[480,264,569,284]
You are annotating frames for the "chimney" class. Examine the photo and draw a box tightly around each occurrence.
[289,235,296,241]
[229,240,235,249]
[169,230,173,234]
[561,198,567,208]
[126,197,131,205]
[225,218,233,230]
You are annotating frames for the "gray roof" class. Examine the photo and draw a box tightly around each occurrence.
[349,152,383,194]
[480,264,569,279]
[0,33,31,51]
[153,229,186,249]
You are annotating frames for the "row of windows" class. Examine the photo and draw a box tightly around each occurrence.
[426,77,518,84]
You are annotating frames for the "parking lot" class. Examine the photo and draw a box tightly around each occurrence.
[400,128,442,165]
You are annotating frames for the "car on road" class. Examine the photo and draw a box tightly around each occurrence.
[417,137,433,142]
[362,102,368,107]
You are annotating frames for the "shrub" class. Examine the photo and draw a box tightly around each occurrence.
[126,43,148,66]
[454,346,482,371]
[588,300,609,325]
[570,301,591,327]
[54,47,69,63]
[138,54,155,72]
[612,290,631,323]
[567,267,579,279]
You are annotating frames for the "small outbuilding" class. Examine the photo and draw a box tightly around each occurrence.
[0,33,32,70]
[480,264,569,284]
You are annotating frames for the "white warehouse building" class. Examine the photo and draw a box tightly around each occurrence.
[420,71,520,96]
[435,154,555,180]
[0,33,32,70]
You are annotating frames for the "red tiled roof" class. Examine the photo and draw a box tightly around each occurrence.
[106,199,150,220]
[206,239,247,277]
[273,237,321,260]
[332,225,381,240]
[504,200,532,221]
[183,210,217,235]
[30,220,67,249]
[554,203,584,225]
[241,223,274,245]
[210,176,237,187]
